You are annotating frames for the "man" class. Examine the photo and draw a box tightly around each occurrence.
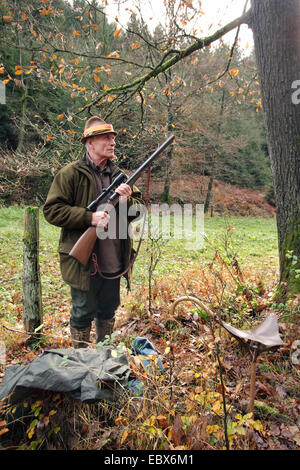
[43,116,143,348]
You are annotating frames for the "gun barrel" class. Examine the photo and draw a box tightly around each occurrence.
[127,134,175,186]
[86,172,127,211]
[104,134,175,207]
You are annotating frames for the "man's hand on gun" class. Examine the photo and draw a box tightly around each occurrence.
[115,183,132,201]
[91,183,132,227]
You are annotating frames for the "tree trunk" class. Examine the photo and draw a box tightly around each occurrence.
[23,206,43,334]
[16,83,28,154]
[250,0,300,299]
[204,90,225,214]
[162,71,175,203]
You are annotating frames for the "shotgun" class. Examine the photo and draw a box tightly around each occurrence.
[69,134,175,266]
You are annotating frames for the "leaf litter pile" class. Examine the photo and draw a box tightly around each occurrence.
[0,225,299,451]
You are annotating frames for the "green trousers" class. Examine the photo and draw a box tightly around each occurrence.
[70,273,121,330]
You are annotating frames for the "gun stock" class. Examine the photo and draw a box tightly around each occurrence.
[69,134,175,266]
[69,226,98,266]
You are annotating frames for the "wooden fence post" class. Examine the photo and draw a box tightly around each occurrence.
[22,206,43,335]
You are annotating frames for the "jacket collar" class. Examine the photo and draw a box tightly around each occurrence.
[77,153,120,177]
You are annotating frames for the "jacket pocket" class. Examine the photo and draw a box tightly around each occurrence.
[59,252,90,291]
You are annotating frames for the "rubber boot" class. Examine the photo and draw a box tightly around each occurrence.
[95,318,115,344]
[70,325,91,349]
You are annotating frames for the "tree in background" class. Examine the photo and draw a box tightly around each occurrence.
[250,0,300,299]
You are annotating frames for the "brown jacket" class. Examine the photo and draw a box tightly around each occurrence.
[43,156,143,291]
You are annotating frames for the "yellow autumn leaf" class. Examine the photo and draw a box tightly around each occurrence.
[121,430,128,445]
[22,12,27,20]
[30,23,37,37]
[113,28,122,37]
[131,42,141,50]
[103,84,109,90]
[253,420,263,432]
[229,68,239,77]
[27,428,35,439]
[106,51,120,59]
[164,346,170,354]
[206,425,219,435]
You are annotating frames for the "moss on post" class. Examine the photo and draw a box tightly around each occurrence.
[22,206,43,335]
[274,215,300,301]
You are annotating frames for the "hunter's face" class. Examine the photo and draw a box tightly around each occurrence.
[88,133,116,164]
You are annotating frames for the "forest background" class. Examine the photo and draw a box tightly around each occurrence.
[0,0,275,213]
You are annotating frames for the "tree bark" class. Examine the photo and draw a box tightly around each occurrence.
[250,0,300,299]
[23,206,43,334]
[162,89,175,203]
[204,90,226,213]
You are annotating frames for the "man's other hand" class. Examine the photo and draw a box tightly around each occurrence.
[91,211,110,227]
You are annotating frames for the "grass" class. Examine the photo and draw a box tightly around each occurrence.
[0,206,279,322]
